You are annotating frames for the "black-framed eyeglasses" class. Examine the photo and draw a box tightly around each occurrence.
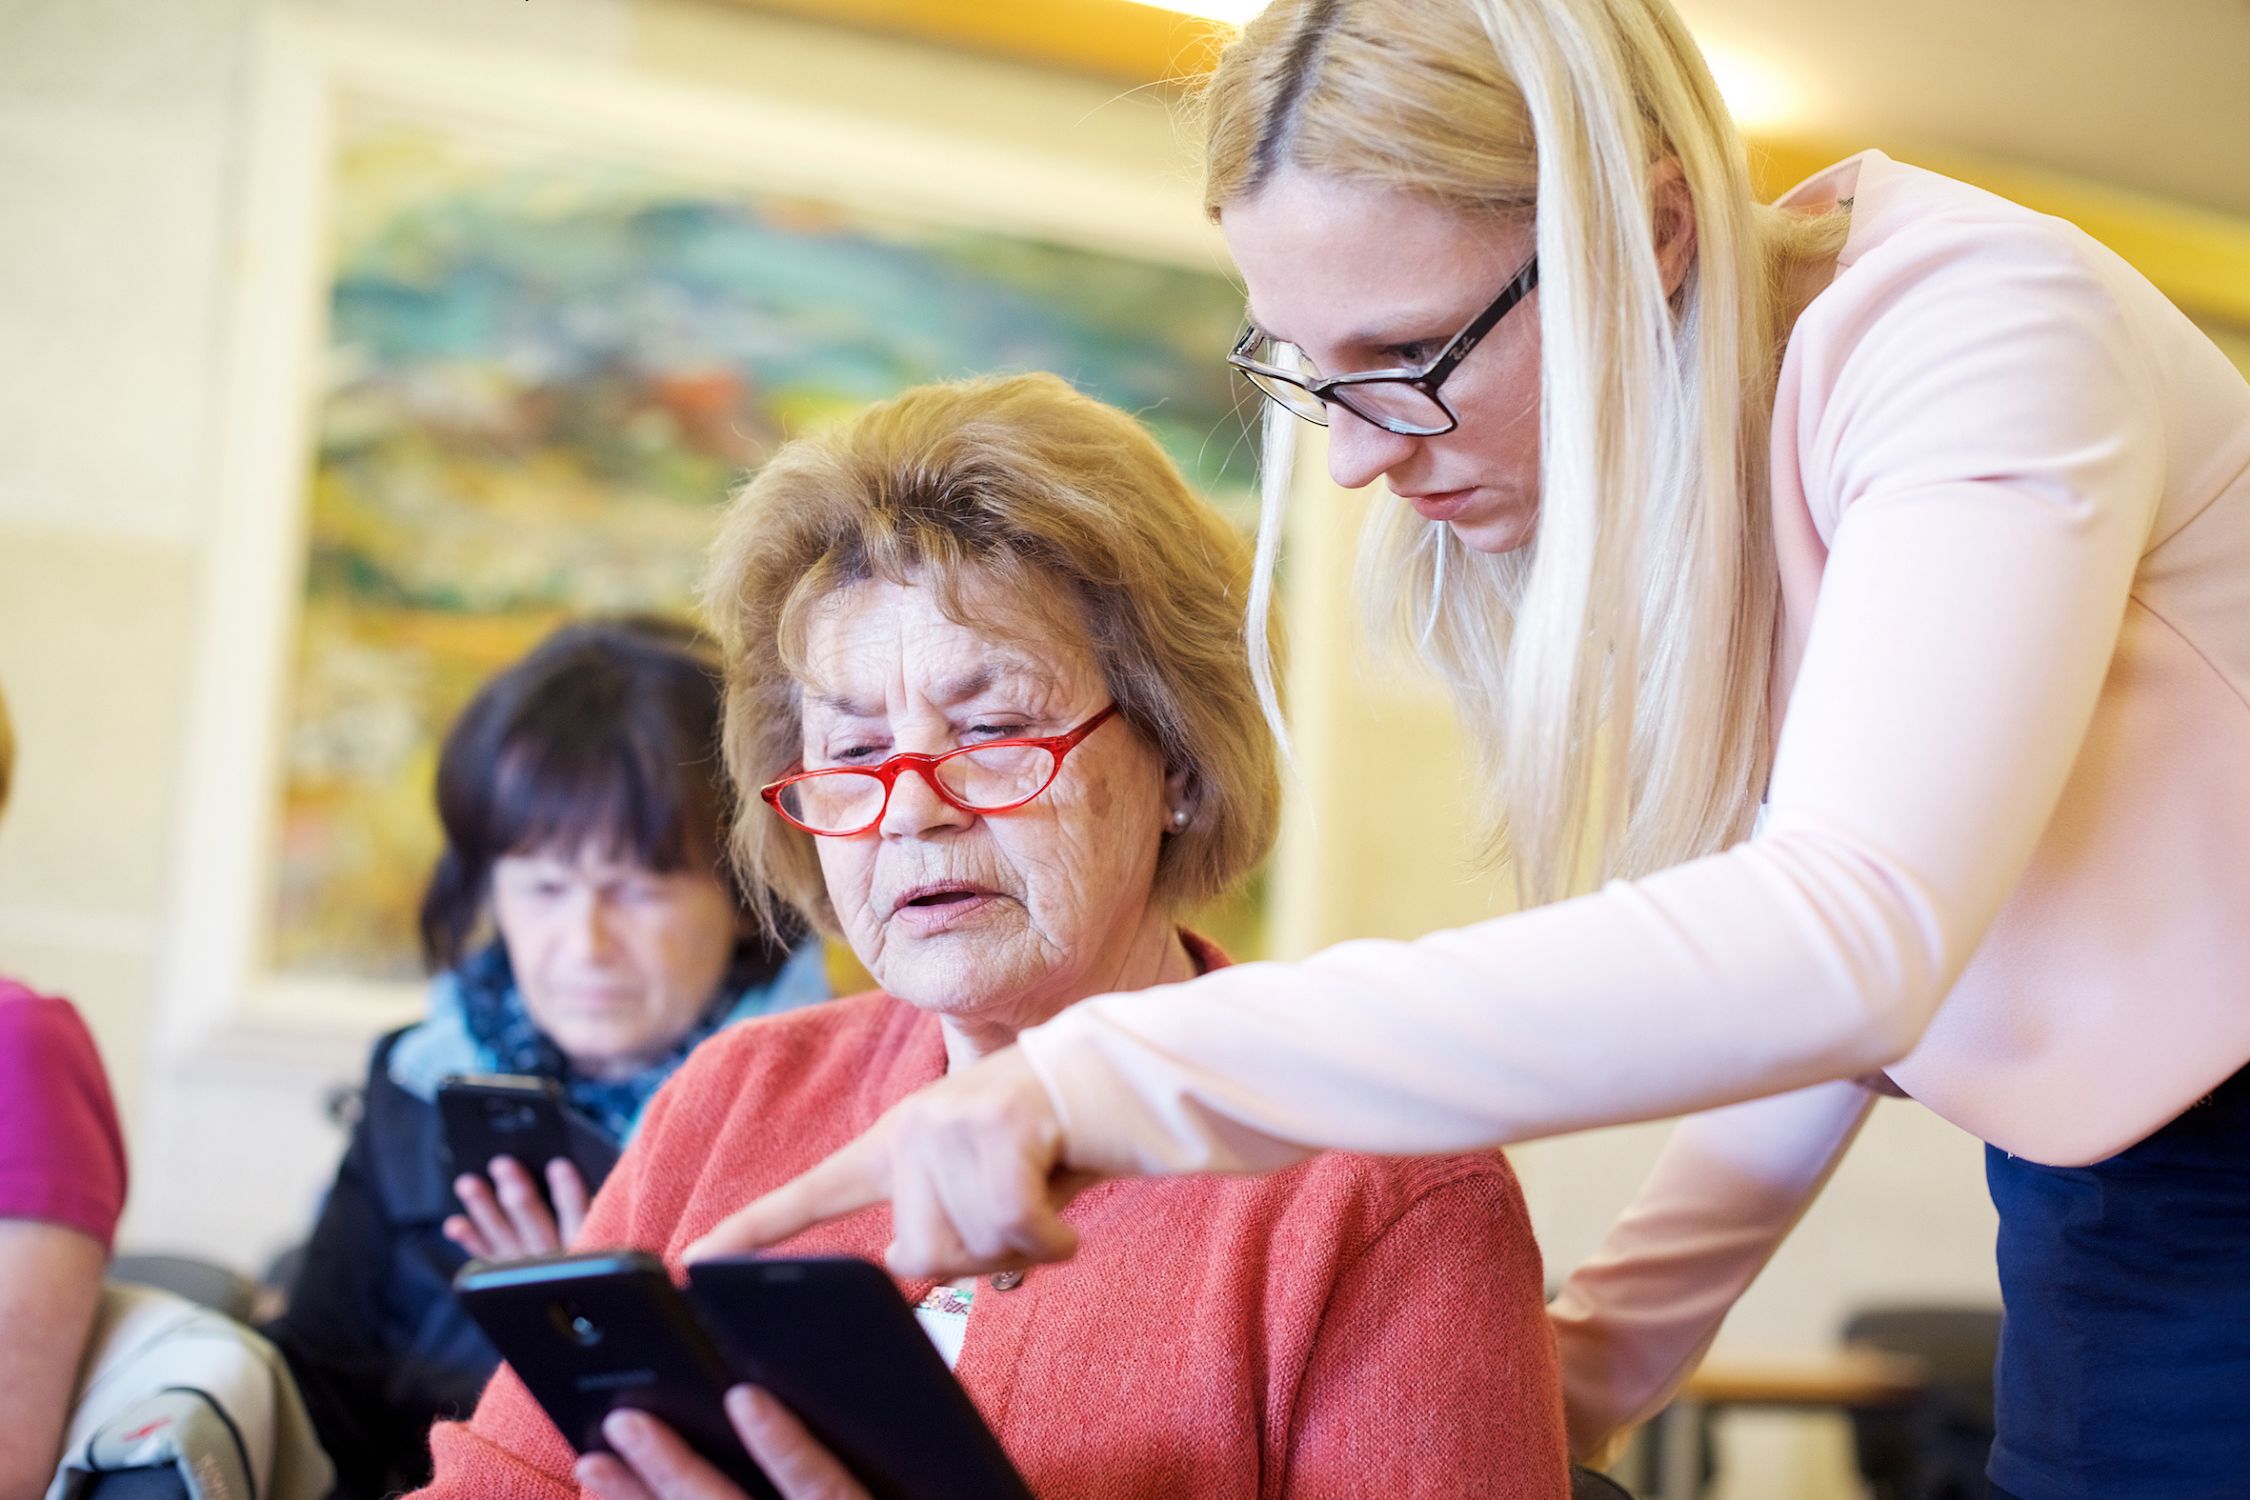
[1226,252,1540,437]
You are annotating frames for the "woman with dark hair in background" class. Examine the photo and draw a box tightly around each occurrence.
[266,616,827,1500]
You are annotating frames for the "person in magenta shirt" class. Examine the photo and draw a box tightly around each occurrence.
[0,678,132,1497]
[696,3,2250,1495]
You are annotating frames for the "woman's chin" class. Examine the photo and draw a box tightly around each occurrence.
[1449,501,1538,554]
[874,944,1060,1030]
[883,963,1019,1016]
[549,1028,663,1081]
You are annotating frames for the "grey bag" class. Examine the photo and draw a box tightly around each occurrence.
[46,1285,333,1500]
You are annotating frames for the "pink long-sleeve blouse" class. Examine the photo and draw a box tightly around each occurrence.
[1013,151,2250,1450]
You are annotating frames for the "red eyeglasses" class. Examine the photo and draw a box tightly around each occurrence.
[760,705,1120,837]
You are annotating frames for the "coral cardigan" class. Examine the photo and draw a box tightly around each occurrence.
[412,937,1568,1498]
[1011,154,2250,1451]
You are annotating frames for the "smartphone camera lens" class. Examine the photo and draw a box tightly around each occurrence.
[551,1301,603,1347]
[491,1102,538,1135]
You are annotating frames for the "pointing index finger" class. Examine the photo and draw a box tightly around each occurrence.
[683,1132,888,1262]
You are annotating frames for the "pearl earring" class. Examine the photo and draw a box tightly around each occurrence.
[1169,807,1190,830]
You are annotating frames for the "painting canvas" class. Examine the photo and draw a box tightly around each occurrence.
[269,100,1262,984]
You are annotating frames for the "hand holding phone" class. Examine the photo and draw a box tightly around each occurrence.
[445,1154,592,1261]
[579,1390,871,1500]
[439,1074,619,1259]
[686,1256,1030,1500]
[453,1251,780,1499]
[453,1252,1031,1500]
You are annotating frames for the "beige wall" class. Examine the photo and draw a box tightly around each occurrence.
[1,5,2237,1495]
[0,0,253,1217]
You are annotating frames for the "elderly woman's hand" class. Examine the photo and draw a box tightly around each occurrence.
[441,1155,591,1262]
[685,1047,1097,1279]
[576,1389,869,1500]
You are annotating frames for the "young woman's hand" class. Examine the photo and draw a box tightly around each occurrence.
[576,1388,870,1500]
[685,1046,1096,1279]
[441,1155,590,1261]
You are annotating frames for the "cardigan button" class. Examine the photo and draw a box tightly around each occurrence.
[989,1269,1025,1291]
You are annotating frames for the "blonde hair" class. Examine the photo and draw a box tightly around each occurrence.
[1205,0,1845,903]
[702,372,1280,934]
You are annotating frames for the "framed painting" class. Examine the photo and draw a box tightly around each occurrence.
[160,13,1264,1057]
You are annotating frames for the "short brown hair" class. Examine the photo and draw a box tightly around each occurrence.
[704,372,1279,934]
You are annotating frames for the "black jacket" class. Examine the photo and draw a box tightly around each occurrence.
[264,1030,617,1500]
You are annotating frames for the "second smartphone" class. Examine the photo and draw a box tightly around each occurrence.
[454,1250,1033,1500]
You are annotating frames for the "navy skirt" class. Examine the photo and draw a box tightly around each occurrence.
[1985,1061,2250,1499]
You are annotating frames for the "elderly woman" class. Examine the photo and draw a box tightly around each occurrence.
[409,374,1568,1499]
[268,617,827,1500]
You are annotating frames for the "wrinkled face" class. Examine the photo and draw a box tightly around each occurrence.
[490,845,741,1081]
[1222,165,1544,554]
[795,577,1176,1034]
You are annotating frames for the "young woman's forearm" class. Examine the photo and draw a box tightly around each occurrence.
[1549,1079,1878,1456]
[1020,231,2159,1175]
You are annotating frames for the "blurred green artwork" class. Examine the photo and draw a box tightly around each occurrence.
[272,106,1261,981]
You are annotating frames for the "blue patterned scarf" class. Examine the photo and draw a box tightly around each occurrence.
[388,938,830,1146]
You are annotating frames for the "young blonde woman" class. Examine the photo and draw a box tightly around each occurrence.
[697,3,2250,1494]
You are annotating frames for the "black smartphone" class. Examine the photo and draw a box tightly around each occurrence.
[438,1073,612,1212]
[453,1251,779,1499]
[686,1256,1032,1500]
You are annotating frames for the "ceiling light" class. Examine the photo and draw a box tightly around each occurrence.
[1697,40,1800,133]
[1125,4,1800,134]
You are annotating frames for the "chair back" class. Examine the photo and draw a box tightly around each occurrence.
[1842,1304,2002,1500]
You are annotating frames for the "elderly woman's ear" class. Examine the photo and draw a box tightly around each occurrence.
[1164,766,1195,833]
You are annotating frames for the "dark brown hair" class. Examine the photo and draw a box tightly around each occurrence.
[416,615,798,978]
